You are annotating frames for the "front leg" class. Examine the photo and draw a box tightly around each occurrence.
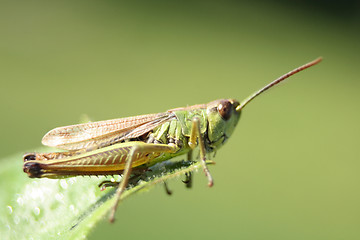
[188,117,214,187]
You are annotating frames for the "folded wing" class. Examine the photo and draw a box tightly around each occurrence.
[41,112,175,150]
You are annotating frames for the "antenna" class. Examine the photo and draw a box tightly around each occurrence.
[236,57,322,112]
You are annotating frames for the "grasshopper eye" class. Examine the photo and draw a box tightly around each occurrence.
[218,100,233,120]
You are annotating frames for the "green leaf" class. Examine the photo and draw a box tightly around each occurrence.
[0,150,213,239]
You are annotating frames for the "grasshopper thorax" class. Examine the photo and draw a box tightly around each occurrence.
[205,99,241,150]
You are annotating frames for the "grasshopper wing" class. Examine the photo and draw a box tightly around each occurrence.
[41,112,175,150]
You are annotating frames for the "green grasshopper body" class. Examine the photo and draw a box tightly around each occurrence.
[23,58,321,222]
[23,99,239,178]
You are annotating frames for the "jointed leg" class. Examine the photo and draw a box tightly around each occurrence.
[109,142,178,222]
[181,151,193,188]
[188,117,214,187]
[109,145,137,222]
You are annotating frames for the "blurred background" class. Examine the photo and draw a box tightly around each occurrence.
[1,0,359,239]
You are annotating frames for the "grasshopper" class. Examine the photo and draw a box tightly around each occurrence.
[23,58,322,222]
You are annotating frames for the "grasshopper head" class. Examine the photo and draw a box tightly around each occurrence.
[205,57,322,151]
[206,99,241,150]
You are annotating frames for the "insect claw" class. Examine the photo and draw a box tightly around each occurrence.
[182,172,192,188]
[109,215,116,223]
[98,180,119,191]
[163,181,172,195]
[203,169,214,187]
[208,179,214,187]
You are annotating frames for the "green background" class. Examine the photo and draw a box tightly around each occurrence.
[1,0,359,239]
